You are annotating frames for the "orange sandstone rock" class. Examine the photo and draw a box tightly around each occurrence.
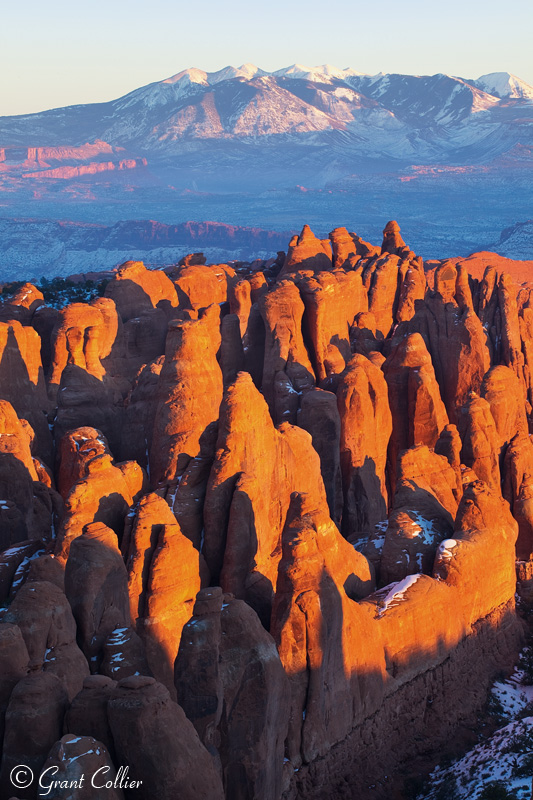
[272,492,385,765]
[259,280,315,424]
[150,305,222,486]
[297,269,368,383]
[55,451,144,560]
[0,319,51,461]
[381,220,408,256]
[337,354,392,540]
[458,393,501,491]
[124,492,208,693]
[410,294,490,424]
[383,333,448,492]
[48,298,119,388]
[278,225,332,277]
[481,365,528,453]
[57,426,109,498]
[104,260,179,322]
[203,372,327,624]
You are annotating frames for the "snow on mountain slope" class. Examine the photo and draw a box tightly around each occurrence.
[273,63,365,83]
[474,72,533,100]
[0,65,532,169]
[345,73,502,125]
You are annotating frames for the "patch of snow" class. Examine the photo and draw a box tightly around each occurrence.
[475,72,533,100]
[438,538,458,561]
[376,574,422,617]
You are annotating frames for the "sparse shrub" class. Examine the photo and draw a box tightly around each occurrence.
[0,280,25,298]
[518,647,533,685]
[503,727,533,755]
[38,276,108,307]
[432,775,460,800]
[511,749,533,778]
[486,693,506,724]
[478,781,519,799]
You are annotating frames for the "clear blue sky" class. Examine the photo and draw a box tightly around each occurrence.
[1,0,532,116]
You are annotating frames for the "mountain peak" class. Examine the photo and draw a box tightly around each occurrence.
[474,71,533,99]
[162,67,209,86]
[272,64,366,83]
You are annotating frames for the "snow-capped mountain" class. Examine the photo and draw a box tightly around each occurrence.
[472,71,533,100]
[1,65,532,167]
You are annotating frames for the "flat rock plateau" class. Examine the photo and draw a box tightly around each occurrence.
[0,220,533,800]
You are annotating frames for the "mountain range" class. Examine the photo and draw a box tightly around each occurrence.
[2,64,533,181]
[1,65,532,275]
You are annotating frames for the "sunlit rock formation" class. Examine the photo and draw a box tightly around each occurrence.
[0,221,531,800]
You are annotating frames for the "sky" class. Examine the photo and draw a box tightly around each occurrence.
[1,0,533,116]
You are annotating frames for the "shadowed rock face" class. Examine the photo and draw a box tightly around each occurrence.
[105,260,179,323]
[0,225,531,800]
[2,579,89,700]
[39,734,125,800]
[298,388,343,525]
[0,672,69,798]
[175,587,290,800]
[64,522,131,673]
[107,676,225,800]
